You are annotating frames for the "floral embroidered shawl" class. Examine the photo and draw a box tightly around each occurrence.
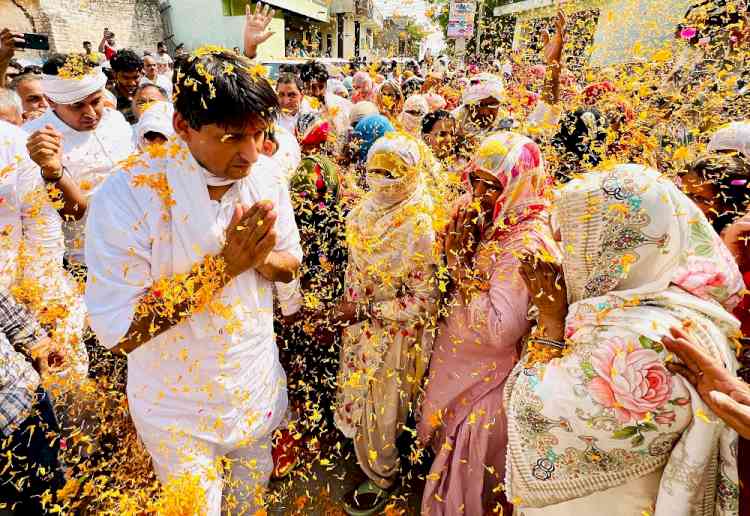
[505,165,743,514]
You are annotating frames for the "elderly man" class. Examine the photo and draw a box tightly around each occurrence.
[140,54,172,98]
[24,53,134,269]
[85,45,301,514]
[275,72,311,135]
[9,73,48,121]
[131,82,169,121]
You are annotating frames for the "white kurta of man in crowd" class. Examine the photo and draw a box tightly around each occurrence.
[85,137,302,513]
[0,120,87,375]
[23,67,133,265]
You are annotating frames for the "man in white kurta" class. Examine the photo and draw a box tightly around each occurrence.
[84,45,303,512]
[0,120,86,374]
[23,106,133,265]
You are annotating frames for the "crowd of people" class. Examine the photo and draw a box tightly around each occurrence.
[0,1,749,515]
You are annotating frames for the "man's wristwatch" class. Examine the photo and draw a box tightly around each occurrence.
[42,166,64,183]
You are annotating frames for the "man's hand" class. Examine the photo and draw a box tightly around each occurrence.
[220,201,277,279]
[0,29,23,64]
[27,125,64,179]
[663,326,750,438]
[30,337,65,379]
[243,3,275,59]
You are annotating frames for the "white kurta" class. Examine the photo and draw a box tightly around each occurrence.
[85,139,301,450]
[275,97,313,136]
[22,108,134,264]
[0,120,87,374]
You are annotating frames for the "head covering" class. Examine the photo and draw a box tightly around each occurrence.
[328,78,348,97]
[295,111,331,147]
[352,71,374,103]
[346,133,435,283]
[402,76,424,97]
[462,73,504,105]
[399,95,429,135]
[352,114,395,163]
[41,67,108,105]
[290,154,339,207]
[552,107,609,179]
[349,101,379,127]
[134,101,175,150]
[468,132,551,239]
[343,76,354,94]
[376,79,403,113]
[424,92,447,112]
[707,121,750,158]
[506,165,743,510]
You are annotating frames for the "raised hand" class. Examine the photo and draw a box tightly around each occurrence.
[243,3,276,59]
[541,10,567,66]
[0,28,23,63]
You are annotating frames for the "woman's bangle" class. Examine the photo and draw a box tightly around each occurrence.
[528,336,566,350]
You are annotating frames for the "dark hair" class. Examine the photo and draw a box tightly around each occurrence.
[421,109,453,135]
[21,65,42,75]
[687,153,750,232]
[552,107,609,181]
[402,76,424,97]
[299,60,328,84]
[42,53,98,75]
[173,50,279,131]
[110,49,144,73]
[277,72,303,92]
[83,41,92,46]
[157,41,166,49]
[135,82,168,99]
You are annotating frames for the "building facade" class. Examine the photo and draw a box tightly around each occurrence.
[1,0,164,55]
[329,0,384,60]
[165,0,337,60]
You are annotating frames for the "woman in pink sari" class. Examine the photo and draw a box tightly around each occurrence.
[417,132,558,515]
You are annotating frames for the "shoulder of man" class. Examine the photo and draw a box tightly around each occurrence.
[0,120,30,170]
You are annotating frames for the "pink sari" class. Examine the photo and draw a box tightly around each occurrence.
[417,133,558,515]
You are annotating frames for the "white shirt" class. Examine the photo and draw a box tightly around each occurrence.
[85,139,302,438]
[23,108,134,264]
[140,74,173,98]
[276,97,313,136]
[0,121,87,372]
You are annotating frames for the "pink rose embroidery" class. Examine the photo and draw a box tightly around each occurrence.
[588,337,673,423]
[672,257,727,299]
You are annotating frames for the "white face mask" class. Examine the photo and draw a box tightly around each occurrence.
[366,170,414,205]
[400,112,423,134]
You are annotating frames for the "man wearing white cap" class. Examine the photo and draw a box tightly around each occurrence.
[23,53,134,268]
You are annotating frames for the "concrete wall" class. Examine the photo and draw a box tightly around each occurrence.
[167,0,284,58]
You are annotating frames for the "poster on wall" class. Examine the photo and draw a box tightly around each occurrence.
[447,1,476,39]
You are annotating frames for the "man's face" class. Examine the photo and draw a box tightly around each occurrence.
[468,97,500,127]
[16,78,49,113]
[49,90,105,131]
[426,118,456,159]
[157,44,166,54]
[115,70,141,98]
[353,78,370,97]
[305,79,326,102]
[132,86,167,120]
[277,82,302,116]
[143,56,158,79]
[174,112,268,180]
